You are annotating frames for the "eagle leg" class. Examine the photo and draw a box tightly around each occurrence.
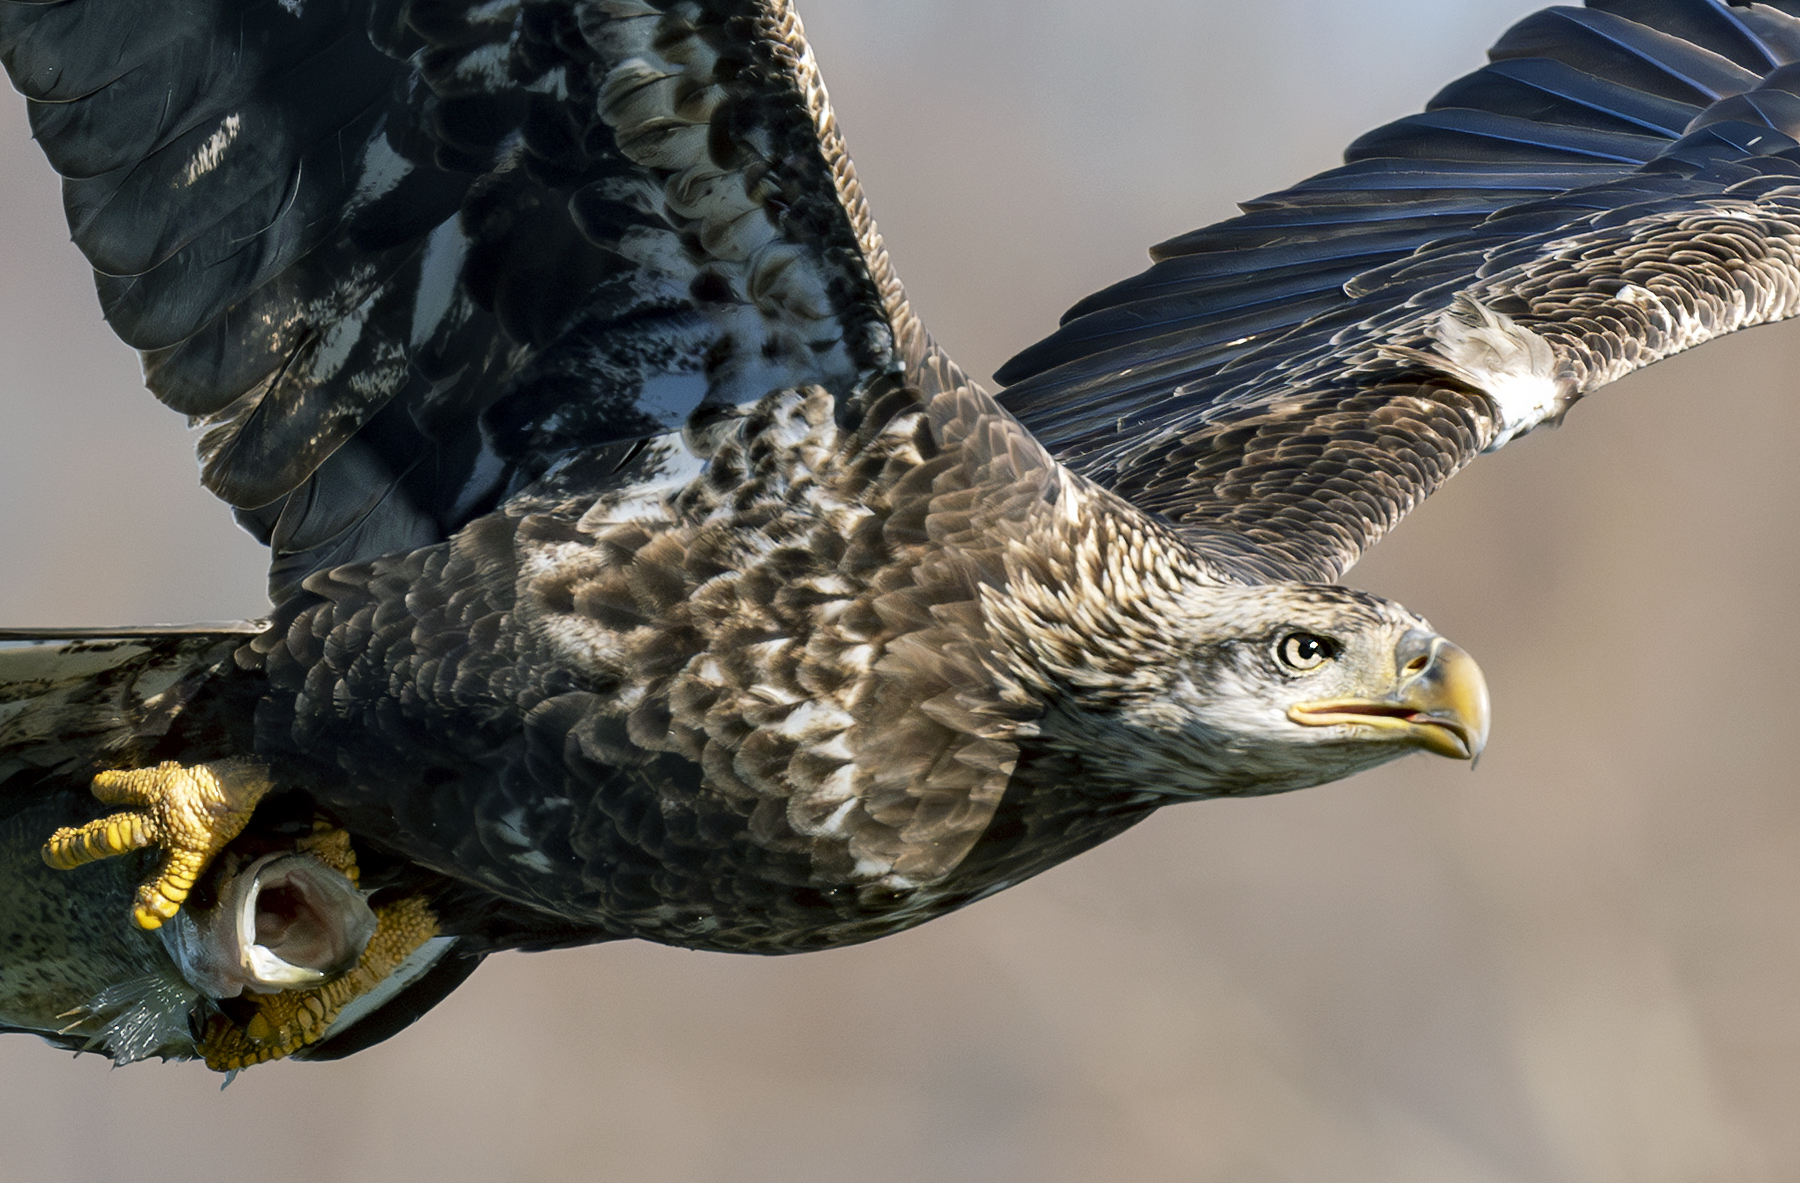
[40,757,273,930]
[198,894,440,1071]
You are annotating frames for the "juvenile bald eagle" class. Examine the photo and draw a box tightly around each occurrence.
[0,0,1789,1068]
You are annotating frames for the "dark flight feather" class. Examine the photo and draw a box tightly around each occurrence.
[0,0,911,603]
[999,0,1800,582]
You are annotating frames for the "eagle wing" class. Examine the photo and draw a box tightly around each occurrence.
[0,0,940,602]
[997,0,1800,584]
[1,0,1042,929]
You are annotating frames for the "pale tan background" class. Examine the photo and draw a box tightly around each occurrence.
[1,2,1796,1180]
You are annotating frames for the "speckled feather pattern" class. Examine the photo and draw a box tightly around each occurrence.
[0,637,252,781]
[247,371,1144,951]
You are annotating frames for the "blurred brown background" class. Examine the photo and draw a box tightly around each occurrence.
[2,1,1796,1179]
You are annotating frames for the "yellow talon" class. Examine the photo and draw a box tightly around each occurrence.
[41,757,274,930]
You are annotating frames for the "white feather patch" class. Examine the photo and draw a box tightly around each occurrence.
[411,217,470,347]
[1386,295,1567,452]
[349,129,413,211]
[181,114,241,186]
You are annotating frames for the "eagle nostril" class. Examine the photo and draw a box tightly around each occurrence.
[1395,629,1439,678]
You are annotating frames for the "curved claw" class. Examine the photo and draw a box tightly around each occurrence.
[42,758,274,930]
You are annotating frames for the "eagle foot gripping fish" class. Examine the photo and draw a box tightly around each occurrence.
[42,758,273,931]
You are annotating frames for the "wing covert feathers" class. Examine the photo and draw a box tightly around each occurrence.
[999,0,1800,582]
[247,379,1081,949]
[0,0,928,601]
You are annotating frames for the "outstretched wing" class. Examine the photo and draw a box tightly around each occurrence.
[997,0,1800,584]
[0,0,941,601]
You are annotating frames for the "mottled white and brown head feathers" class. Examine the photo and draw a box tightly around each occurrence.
[979,482,1487,800]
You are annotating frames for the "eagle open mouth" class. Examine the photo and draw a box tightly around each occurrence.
[1287,701,1479,760]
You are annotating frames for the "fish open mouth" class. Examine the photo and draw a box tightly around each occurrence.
[152,824,444,1071]
[163,847,377,998]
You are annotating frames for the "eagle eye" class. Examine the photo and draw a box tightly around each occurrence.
[1276,632,1340,672]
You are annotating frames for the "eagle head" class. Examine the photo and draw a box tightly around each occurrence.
[980,493,1490,800]
[1132,581,1490,796]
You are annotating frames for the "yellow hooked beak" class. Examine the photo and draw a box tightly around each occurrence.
[1286,630,1490,761]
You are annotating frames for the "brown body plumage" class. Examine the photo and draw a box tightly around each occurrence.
[243,367,1451,954]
